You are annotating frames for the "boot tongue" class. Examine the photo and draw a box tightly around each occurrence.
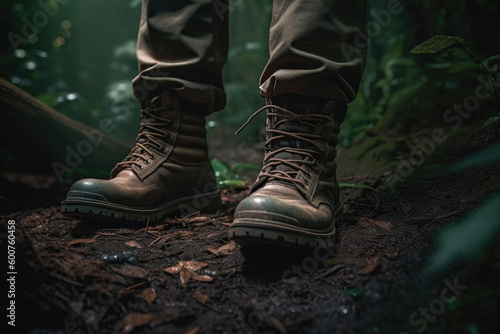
[269,96,326,173]
[130,93,174,157]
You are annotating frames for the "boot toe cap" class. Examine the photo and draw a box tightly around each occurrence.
[65,178,113,202]
[234,188,334,230]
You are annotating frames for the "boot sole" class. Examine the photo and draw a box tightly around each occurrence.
[228,202,343,248]
[61,190,222,222]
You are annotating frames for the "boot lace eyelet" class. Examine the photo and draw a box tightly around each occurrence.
[144,160,151,165]
[150,155,156,160]
[139,165,144,170]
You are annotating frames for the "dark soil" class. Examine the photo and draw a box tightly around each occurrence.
[1,131,499,334]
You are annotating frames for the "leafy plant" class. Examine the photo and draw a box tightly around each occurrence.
[411,35,500,128]
[211,158,261,190]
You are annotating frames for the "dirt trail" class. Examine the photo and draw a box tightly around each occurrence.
[1,128,499,334]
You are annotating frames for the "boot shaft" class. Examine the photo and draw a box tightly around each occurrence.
[112,91,209,179]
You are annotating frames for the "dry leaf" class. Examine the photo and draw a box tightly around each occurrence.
[163,261,208,274]
[118,312,153,334]
[184,216,210,223]
[192,289,209,304]
[68,238,96,246]
[111,265,149,279]
[180,267,213,287]
[363,255,381,275]
[205,241,237,256]
[164,264,183,275]
[184,326,200,334]
[139,287,157,304]
[356,217,393,230]
[269,316,287,334]
[189,271,213,283]
[180,267,192,287]
[124,240,143,248]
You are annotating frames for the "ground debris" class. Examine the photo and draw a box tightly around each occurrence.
[204,240,238,256]
[6,160,497,333]
[164,261,209,274]
[356,217,393,230]
[192,289,210,304]
[99,251,139,265]
[139,287,157,304]
[110,264,149,279]
[117,312,154,334]
[363,255,382,275]
[124,240,143,248]
[180,267,213,287]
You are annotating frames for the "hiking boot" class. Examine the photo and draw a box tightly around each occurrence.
[228,94,346,247]
[61,91,221,221]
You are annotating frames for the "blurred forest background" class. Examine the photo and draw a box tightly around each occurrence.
[1,0,500,174]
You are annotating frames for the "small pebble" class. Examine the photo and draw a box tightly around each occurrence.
[98,251,139,265]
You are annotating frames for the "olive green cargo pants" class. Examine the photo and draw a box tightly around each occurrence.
[133,0,367,113]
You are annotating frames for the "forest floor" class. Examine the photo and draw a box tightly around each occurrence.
[1,123,499,334]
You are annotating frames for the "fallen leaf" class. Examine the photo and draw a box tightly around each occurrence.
[139,287,157,304]
[184,216,210,223]
[163,261,208,275]
[192,289,209,304]
[179,267,213,287]
[179,267,192,287]
[110,265,149,279]
[356,217,393,230]
[164,264,183,275]
[315,264,347,280]
[68,238,96,246]
[363,255,381,275]
[184,326,200,334]
[120,282,147,294]
[269,316,287,334]
[190,270,213,283]
[118,312,153,334]
[124,240,143,248]
[204,241,237,256]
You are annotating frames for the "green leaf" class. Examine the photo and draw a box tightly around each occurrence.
[232,163,262,172]
[343,289,363,297]
[211,158,230,181]
[450,141,500,171]
[338,182,375,191]
[218,179,246,189]
[410,35,464,54]
[447,60,479,74]
[425,194,500,274]
[482,113,500,129]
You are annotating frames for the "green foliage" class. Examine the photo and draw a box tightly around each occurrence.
[211,158,261,190]
[482,114,500,129]
[425,194,500,274]
[410,35,464,54]
[450,141,500,172]
[338,182,375,191]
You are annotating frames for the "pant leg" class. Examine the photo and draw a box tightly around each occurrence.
[133,0,229,113]
[260,0,367,103]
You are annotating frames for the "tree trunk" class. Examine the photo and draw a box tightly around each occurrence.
[0,76,131,181]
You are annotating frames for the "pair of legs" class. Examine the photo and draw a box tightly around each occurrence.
[62,0,367,248]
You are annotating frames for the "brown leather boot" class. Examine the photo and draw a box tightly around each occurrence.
[228,94,346,247]
[61,91,221,221]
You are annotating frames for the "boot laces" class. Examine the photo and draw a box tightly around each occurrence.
[236,104,332,189]
[115,104,171,170]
